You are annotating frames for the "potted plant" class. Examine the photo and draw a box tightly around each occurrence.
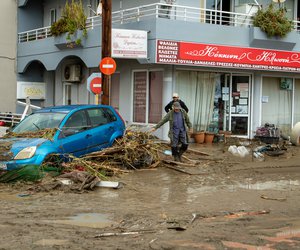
[50,0,88,47]
[252,3,293,38]
[193,130,205,144]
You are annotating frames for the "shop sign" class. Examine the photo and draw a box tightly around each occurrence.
[156,40,300,73]
[17,82,46,99]
[112,29,147,59]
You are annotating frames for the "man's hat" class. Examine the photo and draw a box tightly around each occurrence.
[173,101,181,109]
[172,93,179,98]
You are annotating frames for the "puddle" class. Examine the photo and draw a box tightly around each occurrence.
[185,180,300,202]
[49,213,114,228]
[34,239,68,246]
[236,180,300,191]
[99,190,119,199]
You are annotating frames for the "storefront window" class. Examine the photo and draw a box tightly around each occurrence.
[149,71,163,123]
[133,71,147,123]
[176,71,216,132]
[262,77,292,136]
[110,73,120,111]
[133,71,163,124]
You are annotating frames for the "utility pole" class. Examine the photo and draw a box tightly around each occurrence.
[100,0,111,105]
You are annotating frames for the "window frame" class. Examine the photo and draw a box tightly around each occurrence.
[50,8,57,25]
[131,69,164,124]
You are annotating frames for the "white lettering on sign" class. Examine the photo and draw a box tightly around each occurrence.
[102,64,114,69]
[156,40,300,73]
[93,84,102,87]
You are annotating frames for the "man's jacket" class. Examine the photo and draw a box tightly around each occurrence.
[154,109,192,142]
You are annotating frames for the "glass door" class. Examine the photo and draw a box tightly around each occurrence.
[206,0,231,24]
[230,75,251,136]
[218,73,251,136]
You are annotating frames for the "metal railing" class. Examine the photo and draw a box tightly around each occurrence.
[18,3,300,43]
[0,112,23,126]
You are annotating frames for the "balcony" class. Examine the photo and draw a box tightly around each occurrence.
[19,3,300,43]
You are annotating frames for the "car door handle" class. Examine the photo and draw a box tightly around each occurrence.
[86,134,92,138]
[108,126,114,130]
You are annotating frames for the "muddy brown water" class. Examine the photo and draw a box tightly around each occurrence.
[0,143,300,249]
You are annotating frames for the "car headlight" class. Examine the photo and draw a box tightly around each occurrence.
[14,146,37,160]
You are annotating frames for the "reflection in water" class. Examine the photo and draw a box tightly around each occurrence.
[50,213,113,228]
[186,180,300,203]
[236,180,300,191]
[160,187,170,203]
[100,190,119,199]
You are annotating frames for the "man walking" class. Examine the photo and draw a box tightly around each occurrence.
[151,102,192,162]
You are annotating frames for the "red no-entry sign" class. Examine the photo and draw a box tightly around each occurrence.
[100,57,116,75]
[87,73,102,95]
[90,77,102,95]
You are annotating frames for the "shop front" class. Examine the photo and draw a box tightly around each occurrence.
[156,40,300,138]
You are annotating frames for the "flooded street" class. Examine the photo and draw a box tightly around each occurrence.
[0,144,300,249]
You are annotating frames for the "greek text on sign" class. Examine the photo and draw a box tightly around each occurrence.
[112,29,147,59]
[156,40,300,73]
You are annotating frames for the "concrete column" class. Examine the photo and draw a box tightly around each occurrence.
[252,73,262,138]
[156,65,174,141]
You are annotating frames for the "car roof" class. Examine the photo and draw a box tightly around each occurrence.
[34,105,112,114]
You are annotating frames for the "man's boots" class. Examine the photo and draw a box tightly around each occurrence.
[178,144,188,162]
[171,147,180,162]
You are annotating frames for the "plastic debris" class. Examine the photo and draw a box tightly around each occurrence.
[228,145,249,157]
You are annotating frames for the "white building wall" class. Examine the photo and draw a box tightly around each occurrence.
[0,0,17,112]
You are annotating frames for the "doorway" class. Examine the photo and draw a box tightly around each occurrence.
[63,83,79,105]
[206,0,231,25]
[216,73,251,136]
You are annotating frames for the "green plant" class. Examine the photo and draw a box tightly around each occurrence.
[252,3,293,38]
[50,0,87,46]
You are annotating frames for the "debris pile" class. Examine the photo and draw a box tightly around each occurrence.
[3,128,57,140]
[0,141,13,161]
[61,130,164,177]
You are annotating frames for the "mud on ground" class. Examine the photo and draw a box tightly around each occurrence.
[0,141,300,250]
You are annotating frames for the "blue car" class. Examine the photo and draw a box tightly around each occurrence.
[0,105,125,171]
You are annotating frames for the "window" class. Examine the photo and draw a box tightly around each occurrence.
[103,108,117,122]
[87,108,112,127]
[50,9,57,25]
[62,110,88,136]
[110,73,120,111]
[133,71,163,124]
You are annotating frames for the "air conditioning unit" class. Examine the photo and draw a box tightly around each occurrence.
[63,64,81,82]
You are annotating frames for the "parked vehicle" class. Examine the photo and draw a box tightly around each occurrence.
[0,105,125,171]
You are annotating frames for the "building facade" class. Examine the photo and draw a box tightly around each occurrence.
[0,0,17,112]
[17,0,300,140]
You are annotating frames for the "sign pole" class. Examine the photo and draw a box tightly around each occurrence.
[101,0,112,105]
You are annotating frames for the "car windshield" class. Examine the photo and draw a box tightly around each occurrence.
[13,112,66,133]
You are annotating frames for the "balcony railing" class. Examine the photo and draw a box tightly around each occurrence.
[18,3,300,43]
